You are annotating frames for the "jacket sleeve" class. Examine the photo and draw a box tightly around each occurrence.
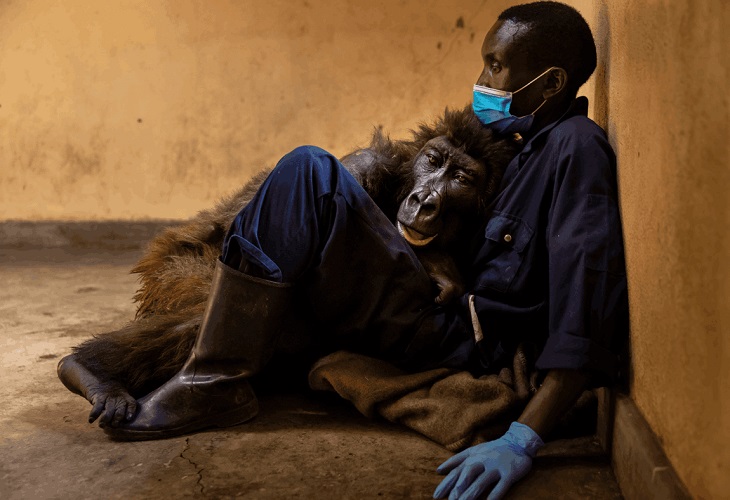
[535,124,629,383]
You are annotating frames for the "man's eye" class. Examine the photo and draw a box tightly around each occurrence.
[490,62,501,73]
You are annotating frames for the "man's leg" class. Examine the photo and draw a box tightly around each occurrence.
[106,145,461,440]
[221,145,443,363]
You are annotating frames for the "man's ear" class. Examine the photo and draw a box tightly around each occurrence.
[542,67,568,99]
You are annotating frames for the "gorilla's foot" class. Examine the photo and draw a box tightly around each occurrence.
[103,373,258,441]
[57,354,138,426]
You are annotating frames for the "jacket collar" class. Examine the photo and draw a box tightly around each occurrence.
[518,96,589,156]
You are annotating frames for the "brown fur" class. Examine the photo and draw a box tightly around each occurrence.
[71,105,519,397]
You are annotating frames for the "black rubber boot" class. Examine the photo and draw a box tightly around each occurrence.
[104,259,294,441]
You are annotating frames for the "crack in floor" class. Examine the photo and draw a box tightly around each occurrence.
[180,437,206,495]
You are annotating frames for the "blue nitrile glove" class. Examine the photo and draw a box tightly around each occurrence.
[433,421,544,500]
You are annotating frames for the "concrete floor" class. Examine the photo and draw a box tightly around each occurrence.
[0,248,624,499]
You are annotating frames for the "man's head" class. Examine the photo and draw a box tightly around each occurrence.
[477,1,596,118]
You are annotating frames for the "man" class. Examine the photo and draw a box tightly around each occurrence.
[431,3,628,498]
[106,2,627,499]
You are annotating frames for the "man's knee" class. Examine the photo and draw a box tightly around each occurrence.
[274,145,341,183]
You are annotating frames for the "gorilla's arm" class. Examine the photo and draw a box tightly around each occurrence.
[341,148,396,192]
[414,248,466,305]
[340,147,408,222]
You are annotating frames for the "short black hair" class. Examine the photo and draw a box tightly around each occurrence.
[499,1,597,95]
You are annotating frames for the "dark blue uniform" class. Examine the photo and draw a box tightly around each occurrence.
[221,97,628,383]
[461,97,628,383]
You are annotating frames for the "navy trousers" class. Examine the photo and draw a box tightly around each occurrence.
[221,146,473,370]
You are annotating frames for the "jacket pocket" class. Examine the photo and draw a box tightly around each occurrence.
[476,213,534,293]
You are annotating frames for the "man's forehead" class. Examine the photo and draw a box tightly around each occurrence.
[482,19,530,59]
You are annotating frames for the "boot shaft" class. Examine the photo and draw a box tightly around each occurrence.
[192,259,295,376]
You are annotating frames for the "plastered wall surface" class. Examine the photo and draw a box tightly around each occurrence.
[0,0,516,220]
[579,1,729,498]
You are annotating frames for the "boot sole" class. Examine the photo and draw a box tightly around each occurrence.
[103,398,259,441]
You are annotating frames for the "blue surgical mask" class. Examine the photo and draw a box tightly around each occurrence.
[472,67,556,134]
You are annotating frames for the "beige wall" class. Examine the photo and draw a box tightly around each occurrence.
[2,0,728,498]
[0,0,517,220]
[576,1,729,498]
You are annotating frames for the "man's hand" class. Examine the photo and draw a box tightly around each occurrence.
[433,422,544,500]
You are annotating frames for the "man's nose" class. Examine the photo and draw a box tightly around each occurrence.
[476,68,490,87]
[476,66,495,88]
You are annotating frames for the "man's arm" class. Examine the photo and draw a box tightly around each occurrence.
[433,369,590,500]
[517,368,590,437]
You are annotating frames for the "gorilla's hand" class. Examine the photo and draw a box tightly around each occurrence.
[58,354,137,427]
[416,249,465,305]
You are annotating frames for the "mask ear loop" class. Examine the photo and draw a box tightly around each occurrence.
[512,66,557,117]
[512,66,558,95]
[527,98,548,116]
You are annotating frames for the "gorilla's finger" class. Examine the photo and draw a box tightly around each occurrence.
[435,285,457,305]
[110,400,128,427]
[433,276,464,305]
[99,401,117,426]
[125,398,138,421]
[88,397,106,424]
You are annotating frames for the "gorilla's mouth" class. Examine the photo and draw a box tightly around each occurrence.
[397,222,437,247]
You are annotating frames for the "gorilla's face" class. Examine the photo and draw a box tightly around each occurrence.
[396,136,489,249]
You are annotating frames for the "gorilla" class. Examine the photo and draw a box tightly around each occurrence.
[58,105,520,426]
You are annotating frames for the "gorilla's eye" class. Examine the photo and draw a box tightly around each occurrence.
[426,153,438,165]
[454,171,472,184]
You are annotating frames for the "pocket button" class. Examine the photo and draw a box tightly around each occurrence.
[503,233,513,243]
